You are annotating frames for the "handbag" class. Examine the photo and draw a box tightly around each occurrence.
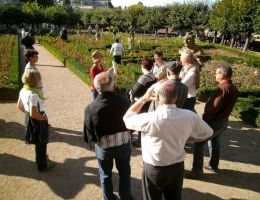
[25,95,49,144]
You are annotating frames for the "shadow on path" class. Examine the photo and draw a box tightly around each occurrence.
[0,153,142,199]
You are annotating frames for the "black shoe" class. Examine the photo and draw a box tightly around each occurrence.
[185,170,203,179]
[204,165,218,173]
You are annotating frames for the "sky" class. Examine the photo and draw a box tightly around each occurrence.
[111,0,215,8]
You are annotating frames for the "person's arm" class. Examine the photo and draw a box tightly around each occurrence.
[17,98,25,113]
[123,87,154,131]
[30,106,47,121]
[126,86,154,114]
[110,45,113,54]
[187,115,213,143]
[83,106,97,143]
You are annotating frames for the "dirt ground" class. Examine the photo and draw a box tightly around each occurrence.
[0,45,259,200]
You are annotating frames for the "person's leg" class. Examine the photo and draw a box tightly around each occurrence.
[114,143,132,200]
[95,145,116,200]
[163,162,184,200]
[142,162,163,200]
[192,141,206,172]
[35,142,47,170]
[208,135,221,170]
[112,60,117,74]
[207,120,228,170]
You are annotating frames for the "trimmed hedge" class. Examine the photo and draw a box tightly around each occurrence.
[0,35,20,100]
[232,97,260,127]
[198,86,260,101]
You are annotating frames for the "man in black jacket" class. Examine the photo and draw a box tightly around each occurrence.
[83,72,132,200]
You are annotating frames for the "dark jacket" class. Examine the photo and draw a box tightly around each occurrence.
[83,92,129,143]
[203,80,238,122]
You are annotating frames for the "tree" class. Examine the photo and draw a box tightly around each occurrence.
[20,0,54,7]
[124,3,144,28]
[167,3,209,35]
[0,4,23,27]
[45,5,68,27]
[22,2,45,26]
[210,0,258,51]
[253,2,260,33]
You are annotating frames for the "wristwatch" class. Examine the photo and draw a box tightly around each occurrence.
[140,96,147,104]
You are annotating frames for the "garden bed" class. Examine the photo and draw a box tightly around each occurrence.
[39,33,260,126]
[0,35,20,100]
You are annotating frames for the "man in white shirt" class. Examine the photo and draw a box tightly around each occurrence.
[123,80,213,200]
[110,38,124,74]
[180,49,200,111]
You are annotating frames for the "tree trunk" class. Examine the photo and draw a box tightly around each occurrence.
[221,35,225,45]
[243,37,250,52]
[230,37,235,48]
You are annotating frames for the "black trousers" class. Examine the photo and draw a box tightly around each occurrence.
[35,142,47,170]
[142,161,184,200]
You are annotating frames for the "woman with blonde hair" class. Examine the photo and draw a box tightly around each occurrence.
[17,69,54,171]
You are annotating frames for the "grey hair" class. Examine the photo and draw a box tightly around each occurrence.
[218,65,233,78]
[154,80,177,104]
[94,72,114,93]
[181,49,194,61]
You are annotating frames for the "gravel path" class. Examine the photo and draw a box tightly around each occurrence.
[0,44,259,200]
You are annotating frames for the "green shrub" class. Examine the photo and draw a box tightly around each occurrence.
[232,97,260,127]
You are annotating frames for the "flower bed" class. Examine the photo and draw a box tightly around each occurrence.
[0,35,20,100]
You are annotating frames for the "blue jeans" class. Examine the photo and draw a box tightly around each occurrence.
[95,142,132,200]
[192,119,228,172]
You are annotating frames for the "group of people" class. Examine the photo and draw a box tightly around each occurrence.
[85,36,239,200]
[17,47,55,171]
[16,33,239,199]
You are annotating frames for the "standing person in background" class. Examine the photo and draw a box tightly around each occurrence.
[21,27,26,38]
[180,50,200,111]
[152,51,167,81]
[17,69,55,171]
[110,38,124,74]
[21,32,35,49]
[148,61,188,112]
[23,49,43,89]
[60,27,68,42]
[89,51,113,101]
[188,65,238,179]
[123,80,213,200]
[24,49,39,72]
[127,57,157,147]
[84,72,132,200]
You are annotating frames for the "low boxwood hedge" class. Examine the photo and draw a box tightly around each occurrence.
[232,97,260,127]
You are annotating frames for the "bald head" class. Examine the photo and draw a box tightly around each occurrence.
[154,80,177,105]
[94,72,115,93]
